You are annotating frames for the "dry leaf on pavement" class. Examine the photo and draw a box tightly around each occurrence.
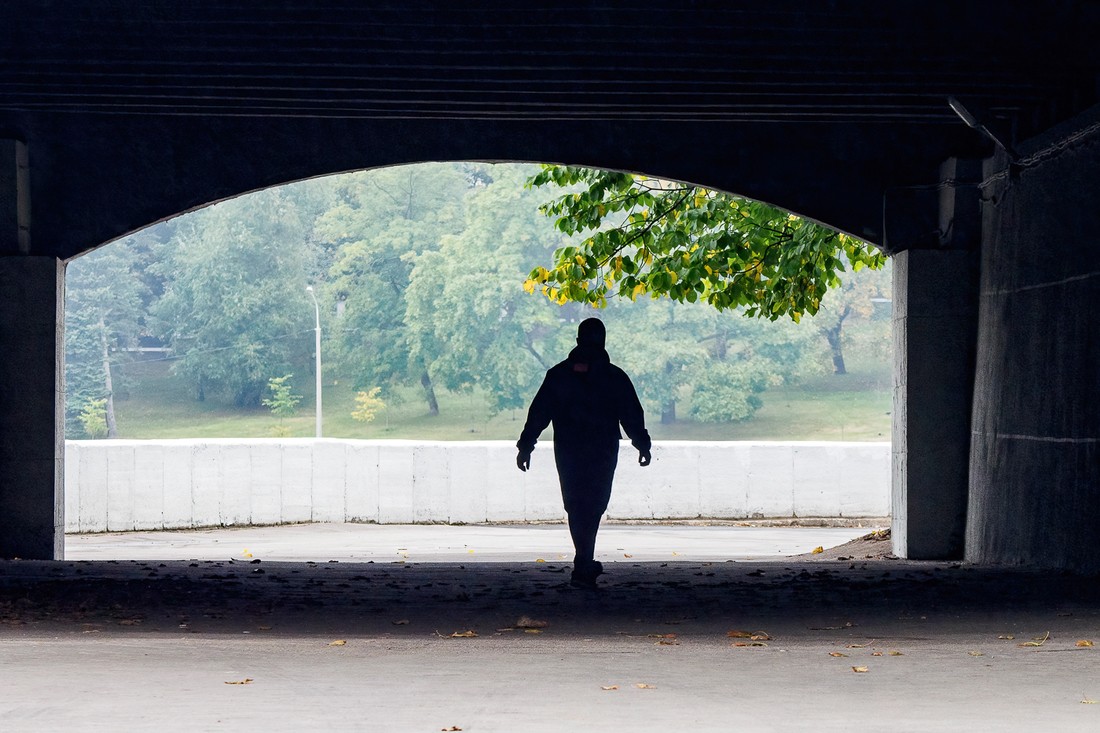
[451,630,478,638]
[851,666,869,673]
[1076,640,1094,647]
[968,651,984,657]
[829,652,849,658]
[328,640,347,646]
[225,678,254,685]
[1018,631,1050,647]
[601,686,619,691]
[812,546,824,554]
[635,683,657,689]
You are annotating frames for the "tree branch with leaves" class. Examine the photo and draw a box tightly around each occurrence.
[524,166,885,322]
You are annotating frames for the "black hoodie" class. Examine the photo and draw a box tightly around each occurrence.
[517,344,651,456]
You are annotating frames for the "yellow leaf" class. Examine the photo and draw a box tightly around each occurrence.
[451,630,478,638]
[631,283,647,301]
[668,270,679,284]
[871,651,883,657]
[623,553,633,558]
[812,546,824,554]
[750,632,771,641]
[727,630,753,638]
[575,254,586,266]
[525,629,543,635]
[1082,698,1098,705]
[1018,631,1050,647]
[242,549,253,558]
[224,678,254,685]
[523,279,537,294]
[635,683,656,689]
[889,650,904,656]
[328,640,347,646]
[851,666,869,673]
[1076,640,1094,647]
[535,558,546,563]
[601,685,619,691]
[829,652,848,658]
[968,650,984,657]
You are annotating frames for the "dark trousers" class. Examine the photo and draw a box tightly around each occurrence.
[555,445,618,565]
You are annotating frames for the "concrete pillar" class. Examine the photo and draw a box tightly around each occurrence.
[891,249,979,560]
[0,257,65,559]
[967,120,1100,571]
[0,140,65,560]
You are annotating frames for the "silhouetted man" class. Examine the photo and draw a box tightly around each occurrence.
[516,318,651,588]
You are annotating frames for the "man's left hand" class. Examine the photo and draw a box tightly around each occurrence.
[638,449,652,467]
[517,450,532,472]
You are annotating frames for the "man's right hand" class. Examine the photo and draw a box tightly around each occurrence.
[517,450,532,472]
[639,449,652,467]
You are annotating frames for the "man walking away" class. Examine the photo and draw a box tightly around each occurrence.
[516,318,651,589]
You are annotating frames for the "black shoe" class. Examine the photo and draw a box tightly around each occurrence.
[570,560,604,589]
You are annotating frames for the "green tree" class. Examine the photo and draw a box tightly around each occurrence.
[524,166,885,321]
[262,374,302,418]
[319,163,471,415]
[152,188,315,407]
[65,240,147,437]
[406,165,577,414]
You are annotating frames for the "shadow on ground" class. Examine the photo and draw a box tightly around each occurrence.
[3,555,1099,639]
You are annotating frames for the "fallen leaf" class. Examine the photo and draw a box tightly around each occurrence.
[812,546,824,555]
[829,652,849,658]
[623,554,633,558]
[733,642,768,647]
[1018,631,1050,648]
[871,651,883,657]
[656,639,680,646]
[635,683,656,689]
[516,616,549,629]
[672,552,681,557]
[997,635,1015,640]
[535,559,546,563]
[242,549,253,558]
[441,727,463,732]
[224,678,254,685]
[1082,698,1098,705]
[600,685,619,691]
[451,630,478,638]
[968,650,984,657]
[889,651,904,656]
[328,640,347,646]
[648,633,678,639]
[1076,640,1094,648]
[846,643,869,649]
[852,666,869,673]
[750,632,771,641]
[727,630,753,638]
[524,629,543,635]
[392,619,410,626]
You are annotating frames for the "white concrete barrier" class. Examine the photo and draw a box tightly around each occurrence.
[62,439,891,533]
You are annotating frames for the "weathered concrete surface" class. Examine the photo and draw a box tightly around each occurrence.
[63,440,891,532]
[1,552,1099,732]
[892,249,978,561]
[0,256,64,560]
[62,522,880,563]
[967,108,1100,571]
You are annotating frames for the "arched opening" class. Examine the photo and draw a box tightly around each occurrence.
[62,161,891,563]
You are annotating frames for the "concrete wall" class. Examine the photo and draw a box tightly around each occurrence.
[966,109,1100,571]
[63,439,890,532]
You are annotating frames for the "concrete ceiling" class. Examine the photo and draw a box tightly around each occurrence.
[2,1,1097,257]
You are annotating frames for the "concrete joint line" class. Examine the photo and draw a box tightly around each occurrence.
[972,431,1100,444]
[981,270,1100,297]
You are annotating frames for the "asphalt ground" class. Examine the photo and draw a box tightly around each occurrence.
[2,524,1099,732]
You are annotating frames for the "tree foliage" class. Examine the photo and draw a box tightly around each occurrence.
[524,166,885,321]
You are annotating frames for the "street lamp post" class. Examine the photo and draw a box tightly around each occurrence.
[306,285,322,438]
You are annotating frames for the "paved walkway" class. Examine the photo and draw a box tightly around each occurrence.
[63,522,876,563]
[3,525,1099,732]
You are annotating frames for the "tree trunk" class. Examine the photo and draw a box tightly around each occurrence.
[824,327,847,375]
[823,305,851,375]
[421,371,440,416]
[98,314,118,438]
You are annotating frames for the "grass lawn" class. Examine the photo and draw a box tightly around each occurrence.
[107,359,891,442]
